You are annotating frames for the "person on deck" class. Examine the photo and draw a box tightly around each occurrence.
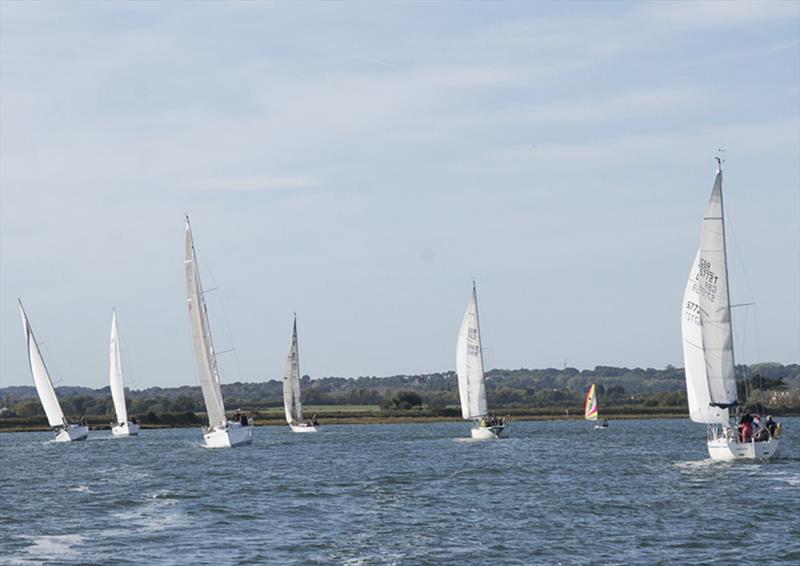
[766,415,777,436]
[740,416,753,443]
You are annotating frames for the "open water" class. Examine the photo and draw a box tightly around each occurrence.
[0,418,798,565]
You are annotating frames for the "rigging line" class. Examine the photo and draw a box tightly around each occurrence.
[196,247,245,383]
[726,212,761,363]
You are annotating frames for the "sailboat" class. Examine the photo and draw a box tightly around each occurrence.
[456,282,508,439]
[18,300,89,442]
[109,310,139,437]
[185,215,253,448]
[681,159,780,461]
[283,316,318,433]
[585,383,607,428]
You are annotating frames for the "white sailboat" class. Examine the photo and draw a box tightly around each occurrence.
[109,310,140,437]
[456,282,508,439]
[18,300,88,442]
[283,316,319,433]
[681,159,780,461]
[185,215,253,448]
[585,383,607,428]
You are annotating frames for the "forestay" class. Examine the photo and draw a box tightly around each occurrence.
[681,250,729,423]
[109,310,128,424]
[19,302,66,428]
[456,283,488,420]
[185,218,227,429]
[283,317,303,424]
[696,167,738,408]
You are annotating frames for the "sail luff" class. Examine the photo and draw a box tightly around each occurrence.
[282,316,303,424]
[19,301,66,428]
[697,165,738,407]
[109,309,128,424]
[184,218,227,429]
[456,283,488,420]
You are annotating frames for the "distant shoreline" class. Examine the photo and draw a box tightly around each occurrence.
[3,411,798,433]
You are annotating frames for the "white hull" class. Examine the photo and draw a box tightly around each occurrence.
[54,424,89,442]
[112,422,140,437]
[203,423,253,448]
[707,436,780,461]
[594,425,608,429]
[470,424,508,439]
[289,423,318,433]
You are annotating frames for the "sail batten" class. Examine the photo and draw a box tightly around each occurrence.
[282,317,303,424]
[456,283,488,420]
[19,302,66,428]
[109,310,128,424]
[185,219,228,429]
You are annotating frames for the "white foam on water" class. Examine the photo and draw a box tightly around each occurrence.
[15,534,85,565]
[107,491,188,534]
[68,485,90,493]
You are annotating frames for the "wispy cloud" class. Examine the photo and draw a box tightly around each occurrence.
[202,176,319,192]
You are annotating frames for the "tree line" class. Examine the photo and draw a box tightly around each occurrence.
[1,363,797,420]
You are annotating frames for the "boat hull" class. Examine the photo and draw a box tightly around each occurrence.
[54,424,89,442]
[470,424,508,439]
[112,422,140,437]
[707,436,780,461]
[203,423,253,448]
[289,423,318,433]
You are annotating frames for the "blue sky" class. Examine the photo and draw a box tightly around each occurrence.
[1,0,798,389]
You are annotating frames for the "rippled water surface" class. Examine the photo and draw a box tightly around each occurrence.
[1,418,798,565]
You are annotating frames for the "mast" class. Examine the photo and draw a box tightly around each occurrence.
[184,216,228,429]
[456,281,488,420]
[696,159,738,409]
[109,309,128,425]
[283,314,302,424]
[18,300,67,428]
[715,157,738,405]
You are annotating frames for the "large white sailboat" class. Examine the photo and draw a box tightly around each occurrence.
[185,216,253,448]
[456,282,508,439]
[18,300,88,442]
[283,316,318,433]
[681,159,780,461]
[109,309,139,437]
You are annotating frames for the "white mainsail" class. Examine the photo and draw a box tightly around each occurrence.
[456,282,488,420]
[19,301,66,428]
[185,217,228,429]
[282,316,303,424]
[109,309,128,425]
[681,250,729,423]
[697,164,738,407]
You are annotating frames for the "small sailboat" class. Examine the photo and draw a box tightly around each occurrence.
[585,383,607,428]
[681,159,780,461]
[18,300,88,442]
[109,310,139,437]
[185,215,253,448]
[283,316,319,433]
[456,282,508,439]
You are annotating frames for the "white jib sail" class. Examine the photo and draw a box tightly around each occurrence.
[456,283,488,420]
[109,309,128,425]
[19,301,66,428]
[282,316,303,424]
[185,218,227,429]
[681,250,729,424]
[697,166,738,407]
